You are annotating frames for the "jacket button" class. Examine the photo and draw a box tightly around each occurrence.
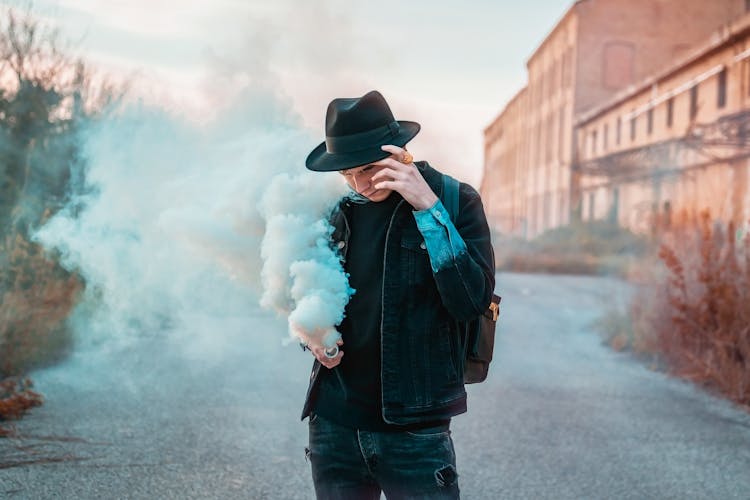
[419,242,426,250]
[337,241,346,249]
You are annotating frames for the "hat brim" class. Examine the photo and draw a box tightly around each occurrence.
[305,121,421,172]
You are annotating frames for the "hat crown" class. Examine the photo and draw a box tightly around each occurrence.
[305,89,420,172]
[325,90,395,137]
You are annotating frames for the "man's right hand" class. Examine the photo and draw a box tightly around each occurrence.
[309,338,344,369]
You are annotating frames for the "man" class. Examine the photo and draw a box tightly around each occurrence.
[301,90,495,499]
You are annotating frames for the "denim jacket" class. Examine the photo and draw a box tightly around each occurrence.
[300,161,495,424]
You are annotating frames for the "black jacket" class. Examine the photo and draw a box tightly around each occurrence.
[300,161,495,424]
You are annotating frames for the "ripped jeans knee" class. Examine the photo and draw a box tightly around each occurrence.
[435,464,458,488]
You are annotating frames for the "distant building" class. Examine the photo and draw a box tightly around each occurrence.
[577,12,750,234]
[482,0,748,238]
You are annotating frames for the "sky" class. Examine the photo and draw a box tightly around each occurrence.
[23,0,571,186]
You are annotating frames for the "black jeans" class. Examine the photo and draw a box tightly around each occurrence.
[306,413,460,500]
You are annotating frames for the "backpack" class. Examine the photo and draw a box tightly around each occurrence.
[440,174,501,384]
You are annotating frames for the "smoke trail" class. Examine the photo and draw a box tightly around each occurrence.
[22,3,361,370]
[30,85,355,375]
[258,172,351,349]
[31,93,328,361]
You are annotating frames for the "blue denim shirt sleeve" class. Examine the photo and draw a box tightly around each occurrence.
[412,199,468,273]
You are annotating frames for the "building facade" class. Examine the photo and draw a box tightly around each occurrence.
[482,0,747,238]
[576,13,750,234]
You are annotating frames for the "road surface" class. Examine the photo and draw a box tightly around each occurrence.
[2,273,749,499]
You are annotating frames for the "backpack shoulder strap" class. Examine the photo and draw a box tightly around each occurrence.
[441,174,460,221]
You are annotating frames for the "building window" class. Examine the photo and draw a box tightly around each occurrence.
[647,108,653,135]
[546,115,555,163]
[564,48,573,87]
[541,71,547,103]
[630,116,636,141]
[663,200,672,229]
[558,109,566,162]
[550,61,557,99]
[609,187,620,223]
[603,123,609,151]
[560,55,566,88]
[616,117,621,145]
[666,97,674,127]
[591,130,598,156]
[690,85,699,119]
[717,68,727,109]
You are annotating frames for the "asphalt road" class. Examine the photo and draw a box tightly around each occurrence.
[2,272,750,499]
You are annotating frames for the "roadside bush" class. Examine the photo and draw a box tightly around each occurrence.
[0,377,43,436]
[1,234,83,377]
[597,211,749,409]
[653,212,749,407]
[0,6,117,429]
[495,220,651,276]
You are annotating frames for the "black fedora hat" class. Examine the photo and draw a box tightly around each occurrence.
[305,90,420,172]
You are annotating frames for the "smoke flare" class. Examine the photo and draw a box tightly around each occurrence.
[258,172,352,348]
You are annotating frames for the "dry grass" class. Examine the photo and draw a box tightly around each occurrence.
[496,220,650,276]
[0,233,83,436]
[0,377,43,437]
[1,233,83,376]
[600,210,750,409]
[653,211,750,407]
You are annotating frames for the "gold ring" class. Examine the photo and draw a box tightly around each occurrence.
[401,151,413,164]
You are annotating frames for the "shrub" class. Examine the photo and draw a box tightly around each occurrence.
[495,220,651,276]
[0,5,117,432]
[1,234,83,377]
[0,6,114,383]
[0,377,43,437]
[654,212,750,407]
[603,211,750,408]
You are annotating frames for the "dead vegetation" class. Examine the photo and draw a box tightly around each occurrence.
[1,234,84,376]
[597,210,750,409]
[654,211,750,407]
[0,6,118,431]
[495,219,651,277]
[0,377,43,437]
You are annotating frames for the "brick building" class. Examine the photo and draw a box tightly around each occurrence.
[577,12,750,234]
[482,0,747,238]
